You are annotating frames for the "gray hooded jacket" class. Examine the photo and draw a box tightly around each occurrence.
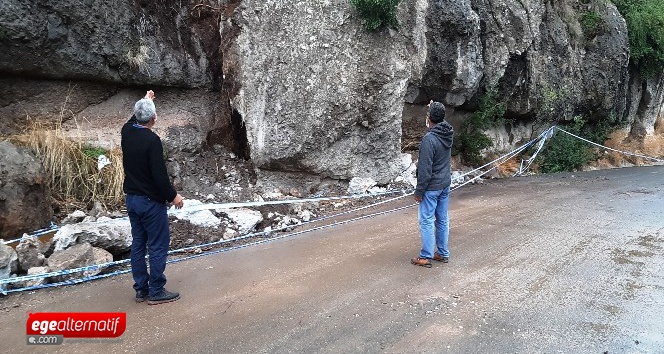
[415,121,454,198]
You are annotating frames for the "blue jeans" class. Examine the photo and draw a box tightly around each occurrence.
[418,187,450,259]
[126,194,170,297]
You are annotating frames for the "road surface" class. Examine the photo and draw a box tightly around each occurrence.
[1,166,663,353]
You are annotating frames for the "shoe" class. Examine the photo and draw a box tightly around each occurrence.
[147,289,180,305]
[135,290,148,303]
[411,257,432,268]
[433,253,449,263]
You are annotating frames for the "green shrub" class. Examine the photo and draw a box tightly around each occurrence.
[456,132,493,165]
[613,0,664,77]
[349,0,400,31]
[455,88,508,165]
[82,146,108,160]
[581,11,602,38]
[539,117,595,173]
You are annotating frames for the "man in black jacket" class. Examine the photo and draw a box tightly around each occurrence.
[122,90,184,304]
[411,101,454,268]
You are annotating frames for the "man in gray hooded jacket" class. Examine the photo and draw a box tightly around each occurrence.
[411,101,454,268]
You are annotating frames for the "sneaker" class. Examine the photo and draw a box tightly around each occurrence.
[147,289,180,305]
[135,290,148,303]
[433,253,449,263]
[411,257,432,268]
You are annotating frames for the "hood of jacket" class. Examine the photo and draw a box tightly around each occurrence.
[428,120,454,149]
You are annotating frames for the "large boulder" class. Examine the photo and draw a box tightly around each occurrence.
[52,217,132,256]
[0,243,18,280]
[46,242,113,282]
[0,141,53,240]
[228,0,421,183]
[0,0,658,188]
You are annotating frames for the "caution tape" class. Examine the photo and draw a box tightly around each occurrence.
[0,191,414,292]
[3,125,663,294]
[1,223,60,246]
[1,189,407,246]
[2,129,548,292]
[556,127,664,163]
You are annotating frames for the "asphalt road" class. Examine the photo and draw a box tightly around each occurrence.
[1,166,663,354]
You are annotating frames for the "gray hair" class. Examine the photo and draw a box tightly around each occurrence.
[133,98,156,123]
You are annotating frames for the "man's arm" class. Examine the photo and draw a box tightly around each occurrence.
[142,89,184,208]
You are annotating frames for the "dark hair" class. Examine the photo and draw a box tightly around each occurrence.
[428,102,446,123]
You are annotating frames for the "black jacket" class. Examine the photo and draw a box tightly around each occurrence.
[415,121,454,198]
[121,116,177,203]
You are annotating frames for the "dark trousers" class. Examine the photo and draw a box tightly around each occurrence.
[126,194,170,297]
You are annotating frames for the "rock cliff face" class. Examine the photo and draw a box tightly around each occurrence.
[407,0,632,149]
[0,0,661,185]
[0,142,53,239]
[0,0,229,157]
[0,0,219,87]
[625,70,664,137]
[227,0,416,183]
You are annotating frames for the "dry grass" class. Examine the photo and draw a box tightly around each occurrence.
[472,152,524,177]
[591,128,664,168]
[655,115,664,135]
[10,120,124,212]
[494,156,522,177]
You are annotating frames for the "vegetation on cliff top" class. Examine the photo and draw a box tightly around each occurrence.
[613,0,664,77]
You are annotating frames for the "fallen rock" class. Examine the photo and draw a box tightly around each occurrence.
[52,218,132,256]
[47,243,113,282]
[82,216,97,223]
[298,210,314,222]
[16,238,47,272]
[276,215,301,231]
[0,243,19,280]
[61,210,87,225]
[169,199,221,228]
[395,154,417,188]
[91,247,113,265]
[217,208,263,235]
[12,266,50,289]
[348,177,377,195]
[451,171,465,188]
[222,229,238,240]
[88,201,107,218]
